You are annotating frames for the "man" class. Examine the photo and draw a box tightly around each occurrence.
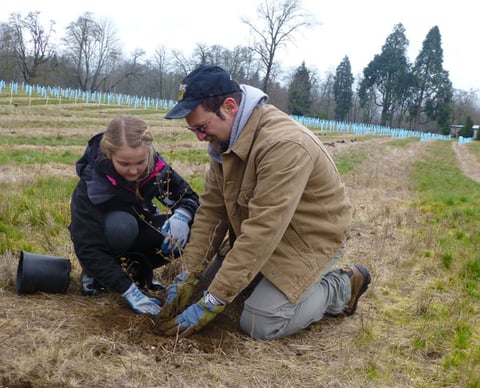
[157,64,370,340]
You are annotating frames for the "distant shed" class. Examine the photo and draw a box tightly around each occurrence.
[450,124,479,138]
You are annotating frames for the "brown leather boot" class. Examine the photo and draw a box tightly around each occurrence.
[341,264,371,315]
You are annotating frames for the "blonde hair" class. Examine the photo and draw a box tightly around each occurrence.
[100,115,155,175]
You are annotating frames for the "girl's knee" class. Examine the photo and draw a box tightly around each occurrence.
[104,211,138,252]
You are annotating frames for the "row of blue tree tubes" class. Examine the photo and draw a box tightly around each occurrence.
[1,80,473,143]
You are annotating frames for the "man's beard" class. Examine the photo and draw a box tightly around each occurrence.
[209,138,230,155]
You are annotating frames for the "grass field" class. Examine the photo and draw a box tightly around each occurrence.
[1,90,479,387]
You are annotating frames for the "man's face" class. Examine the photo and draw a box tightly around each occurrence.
[185,102,236,154]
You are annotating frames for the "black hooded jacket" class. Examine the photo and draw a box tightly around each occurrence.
[69,132,199,294]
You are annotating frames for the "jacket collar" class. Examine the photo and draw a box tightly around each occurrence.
[226,106,264,161]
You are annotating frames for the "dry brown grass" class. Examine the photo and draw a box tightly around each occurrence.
[0,103,472,387]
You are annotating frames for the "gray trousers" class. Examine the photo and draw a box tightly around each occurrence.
[201,247,351,341]
[239,267,351,340]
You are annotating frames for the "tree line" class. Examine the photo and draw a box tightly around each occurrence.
[1,1,478,134]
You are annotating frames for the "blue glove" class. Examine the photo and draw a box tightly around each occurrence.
[161,208,192,255]
[157,291,226,338]
[122,283,162,316]
[156,271,197,321]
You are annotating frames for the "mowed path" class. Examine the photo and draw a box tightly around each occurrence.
[452,141,480,183]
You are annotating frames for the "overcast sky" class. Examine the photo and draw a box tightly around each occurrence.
[2,0,479,91]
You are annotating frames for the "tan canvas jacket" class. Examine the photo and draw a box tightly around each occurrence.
[183,104,352,304]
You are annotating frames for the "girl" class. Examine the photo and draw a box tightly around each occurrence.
[69,115,199,315]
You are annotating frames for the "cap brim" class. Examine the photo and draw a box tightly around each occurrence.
[165,99,202,119]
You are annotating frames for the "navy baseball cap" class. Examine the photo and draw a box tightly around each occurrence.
[165,65,241,119]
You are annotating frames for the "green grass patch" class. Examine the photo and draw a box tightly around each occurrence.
[0,134,89,146]
[0,148,81,165]
[335,152,367,175]
[385,137,420,147]
[0,177,78,253]
[410,140,480,383]
[187,174,206,194]
[466,141,480,160]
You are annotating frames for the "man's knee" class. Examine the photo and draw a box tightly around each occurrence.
[239,307,289,341]
[239,309,269,340]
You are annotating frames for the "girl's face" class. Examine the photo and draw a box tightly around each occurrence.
[110,144,149,182]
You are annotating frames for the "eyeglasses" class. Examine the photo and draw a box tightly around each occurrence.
[186,114,213,133]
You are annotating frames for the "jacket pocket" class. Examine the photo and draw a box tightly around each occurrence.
[282,222,313,256]
[235,186,254,219]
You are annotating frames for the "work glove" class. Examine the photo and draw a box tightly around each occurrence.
[156,271,197,321]
[161,208,192,255]
[122,283,162,316]
[157,291,226,338]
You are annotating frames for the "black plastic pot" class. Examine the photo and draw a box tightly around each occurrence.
[16,251,71,294]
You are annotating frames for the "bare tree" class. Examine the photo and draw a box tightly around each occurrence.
[106,48,147,94]
[150,46,171,99]
[315,71,335,119]
[62,12,120,91]
[191,43,261,84]
[6,11,56,83]
[0,22,18,80]
[170,49,198,76]
[451,89,480,125]
[242,0,316,93]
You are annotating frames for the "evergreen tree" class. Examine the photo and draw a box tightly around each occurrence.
[459,115,474,138]
[287,61,312,116]
[358,23,412,126]
[409,26,453,131]
[333,55,354,121]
